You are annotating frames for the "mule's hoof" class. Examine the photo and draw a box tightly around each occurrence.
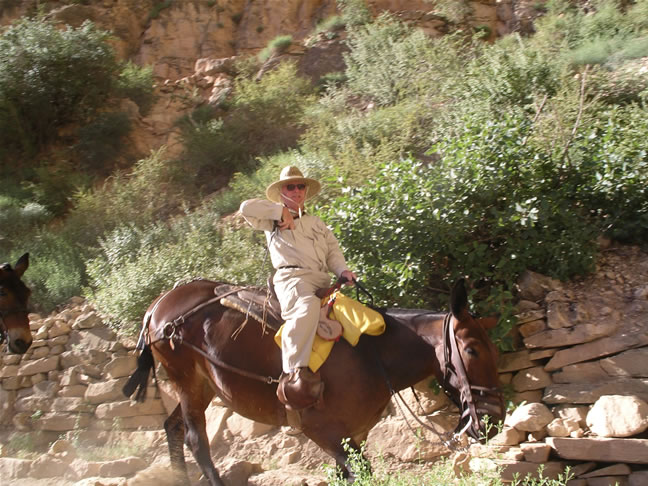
[277,367,324,411]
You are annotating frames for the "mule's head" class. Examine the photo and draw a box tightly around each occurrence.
[0,253,33,354]
[444,279,504,441]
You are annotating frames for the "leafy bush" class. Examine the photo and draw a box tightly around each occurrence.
[258,35,293,62]
[86,209,266,333]
[324,116,604,348]
[66,147,190,248]
[0,19,117,158]
[344,14,433,106]
[75,112,132,172]
[114,61,156,115]
[337,0,371,27]
[23,230,86,312]
[0,196,50,254]
[179,61,316,179]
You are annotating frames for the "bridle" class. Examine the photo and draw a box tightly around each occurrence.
[439,313,504,440]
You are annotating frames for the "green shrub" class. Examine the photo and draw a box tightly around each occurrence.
[0,196,50,254]
[114,61,156,115]
[86,209,266,333]
[337,0,371,27]
[0,19,117,158]
[66,147,190,248]
[23,230,86,312]
[258,35,293,62]
[24,160,96,217]
[324,116,604,349]
[179,61,316,178]
[344,14,433,106]
[75,112,132,172]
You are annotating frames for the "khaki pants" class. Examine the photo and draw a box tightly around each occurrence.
[273,269,331,373]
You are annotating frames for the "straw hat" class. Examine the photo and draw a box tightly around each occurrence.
[266,166,321,203]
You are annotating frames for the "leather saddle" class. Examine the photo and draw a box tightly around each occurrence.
[215,279,342,340]
[214,280,282,331]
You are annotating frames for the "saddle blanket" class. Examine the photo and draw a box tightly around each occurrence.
[274,291,385,372]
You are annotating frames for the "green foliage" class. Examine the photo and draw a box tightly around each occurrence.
[315,15,346,35]
[0,196,50,256]
[459,35,562,113]
[324,439,573,485]
[75,112,132,171]
[337,0,371,27]
[324,116,606,347]
[533,0,648,68]
[0,19,117,158]
[179,62,316,180]
[67,147,190,247]
[344,14,433,106]
[24,160,96,217]
[114,61,156,115]
[258,35,293,62]
[434,0,473,24]
[86,208,266,333]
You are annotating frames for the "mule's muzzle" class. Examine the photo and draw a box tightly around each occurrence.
[9,336,32,354]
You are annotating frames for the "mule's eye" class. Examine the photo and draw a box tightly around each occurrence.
[465,347,478,357]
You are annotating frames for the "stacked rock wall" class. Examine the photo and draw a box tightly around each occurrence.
[485,245,648,486]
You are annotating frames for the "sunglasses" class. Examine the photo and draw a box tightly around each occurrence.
[285,183,306,191]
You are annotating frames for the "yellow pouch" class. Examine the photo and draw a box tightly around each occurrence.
[329,292,385,346]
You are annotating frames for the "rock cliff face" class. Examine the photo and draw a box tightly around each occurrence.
[0,0,543,161]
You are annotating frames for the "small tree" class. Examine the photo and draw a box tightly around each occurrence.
[0,19,117,159]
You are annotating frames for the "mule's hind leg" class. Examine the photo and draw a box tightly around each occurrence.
[165,404,189,482]
[179,382,224,486]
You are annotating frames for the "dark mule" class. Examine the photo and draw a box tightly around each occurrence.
[124,278,503,485]
[0,253,33,354]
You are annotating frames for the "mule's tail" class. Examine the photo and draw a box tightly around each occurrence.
[123,344,154,402]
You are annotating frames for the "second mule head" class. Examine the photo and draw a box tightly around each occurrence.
[0,253,33,354]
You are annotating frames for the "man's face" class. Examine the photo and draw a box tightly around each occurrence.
[280,182,306,209]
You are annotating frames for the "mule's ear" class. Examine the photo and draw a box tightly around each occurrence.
[450,278,468,317]
[14,253,29,277]
[477,316,498,330]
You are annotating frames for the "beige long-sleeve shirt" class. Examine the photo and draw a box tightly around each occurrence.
[239,199,349,277]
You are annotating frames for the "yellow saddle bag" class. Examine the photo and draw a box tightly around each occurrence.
[274,291,385,372]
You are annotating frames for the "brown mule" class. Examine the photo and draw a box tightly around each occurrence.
[124,278,503,485]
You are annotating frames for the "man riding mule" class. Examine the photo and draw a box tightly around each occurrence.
[239,166,357,410]
[124,271,504,485]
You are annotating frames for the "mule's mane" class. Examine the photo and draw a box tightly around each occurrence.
[382,307,444,319]
[379,307,445,329]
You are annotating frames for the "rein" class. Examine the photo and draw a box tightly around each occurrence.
[373,313,464,451]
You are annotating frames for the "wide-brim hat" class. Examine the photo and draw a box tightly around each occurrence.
[266,166,321,203]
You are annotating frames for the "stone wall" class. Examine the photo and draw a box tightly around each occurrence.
[480,245,648,486]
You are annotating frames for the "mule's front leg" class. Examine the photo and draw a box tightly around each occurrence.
[338,438,371,483]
